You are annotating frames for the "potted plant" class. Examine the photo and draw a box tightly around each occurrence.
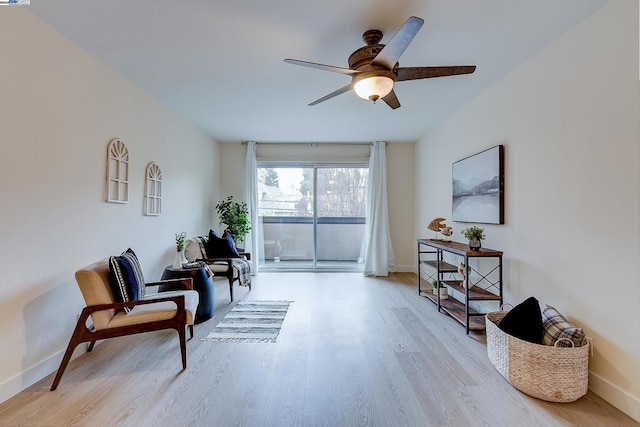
[173,232,187,269]
[431,279,448,300]
[215,196,251,249]
[461,225,485,250]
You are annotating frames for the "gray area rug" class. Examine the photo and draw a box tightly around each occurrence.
[203,300,292,343]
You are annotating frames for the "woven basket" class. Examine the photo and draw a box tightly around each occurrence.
[486,311,589,402]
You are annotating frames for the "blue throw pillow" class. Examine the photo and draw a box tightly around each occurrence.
[108,248,146,313]
[122,248,146,298]
[498,296,543,344]
[207,229,240,258]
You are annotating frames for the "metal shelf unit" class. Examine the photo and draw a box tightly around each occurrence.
[417,239,503,334]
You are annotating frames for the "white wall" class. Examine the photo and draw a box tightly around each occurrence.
[0,9,219,402]
[415,1,639,419]
[219,142,415,271]
[386,143,415,271]
[218,142,248,228]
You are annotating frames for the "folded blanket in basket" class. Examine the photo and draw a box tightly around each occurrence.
[542,305,587,347]
[486,310,590,403]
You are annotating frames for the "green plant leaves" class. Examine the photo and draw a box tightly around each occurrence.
[215,196,251,243]
[461,225,485,240]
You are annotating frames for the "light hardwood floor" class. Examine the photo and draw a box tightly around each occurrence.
[0,272,637,426]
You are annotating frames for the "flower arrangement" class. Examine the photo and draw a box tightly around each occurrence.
[461,226,485,241]
[175,232,186,252]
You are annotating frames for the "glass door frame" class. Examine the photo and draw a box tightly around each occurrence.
[257,161,368,272]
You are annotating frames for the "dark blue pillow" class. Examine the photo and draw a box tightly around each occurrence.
[498,296,543,344]
[207,229,240,258]
[108,248,146,313]
[123,248,146,297]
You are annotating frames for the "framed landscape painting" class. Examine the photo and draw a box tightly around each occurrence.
[452,145,504,224]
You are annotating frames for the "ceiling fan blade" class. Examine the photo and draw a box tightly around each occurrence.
[371,16,424,70]
[308,84,353,106]
[284,59,359,76]
[396,66,476,81]
[381,90,400,110]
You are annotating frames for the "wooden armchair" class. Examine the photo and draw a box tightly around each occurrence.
[198,252,252,302]
[184,237,252,302]
[50,260,199,390]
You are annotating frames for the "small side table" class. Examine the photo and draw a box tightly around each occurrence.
[161,266,214,324]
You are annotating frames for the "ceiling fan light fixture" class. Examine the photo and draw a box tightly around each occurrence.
[352,72,395,102]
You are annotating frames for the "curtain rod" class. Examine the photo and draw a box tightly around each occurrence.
[242,142,386,146]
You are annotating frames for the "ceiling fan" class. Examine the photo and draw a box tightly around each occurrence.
[284,16,476,110]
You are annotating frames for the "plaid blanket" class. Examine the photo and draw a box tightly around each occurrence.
[233,258,251,286]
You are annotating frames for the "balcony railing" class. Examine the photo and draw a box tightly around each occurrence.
[260,216,365,265]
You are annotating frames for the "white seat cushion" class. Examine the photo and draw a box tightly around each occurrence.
[207,260,252,278]
[206,263,230,272]
[107,290,199,328]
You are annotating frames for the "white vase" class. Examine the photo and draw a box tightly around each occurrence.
[432,286,448,300]
[172,250,186,269]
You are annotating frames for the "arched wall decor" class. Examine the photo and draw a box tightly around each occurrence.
[144,162,163,215]
[106,138,129,203]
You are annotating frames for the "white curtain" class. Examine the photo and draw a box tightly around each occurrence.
[362,141,396,276]
[244,141,259,274]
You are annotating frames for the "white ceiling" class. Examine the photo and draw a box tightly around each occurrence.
[29,0,607,143]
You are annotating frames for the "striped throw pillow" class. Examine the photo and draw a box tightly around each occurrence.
[108,248,146,313]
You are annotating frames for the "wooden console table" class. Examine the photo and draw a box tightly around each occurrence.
[417,239,503,334]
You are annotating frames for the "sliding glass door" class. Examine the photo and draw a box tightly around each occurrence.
[259,166,314,269]
[315,167,367,268]
[257,164,368,271]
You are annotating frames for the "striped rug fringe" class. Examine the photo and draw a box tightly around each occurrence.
[203,337,280,343]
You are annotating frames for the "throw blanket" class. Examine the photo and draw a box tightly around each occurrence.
[182,260,215,278]
[233,258,251,287]
[193,236,209,258]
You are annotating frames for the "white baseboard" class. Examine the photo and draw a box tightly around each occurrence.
[589,371,640,422]
[393,265,414,273]
[0,344,88,405]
